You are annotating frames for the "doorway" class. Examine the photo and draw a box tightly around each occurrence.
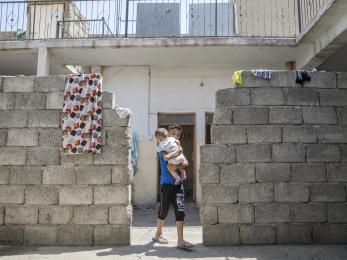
[157,113,195,201]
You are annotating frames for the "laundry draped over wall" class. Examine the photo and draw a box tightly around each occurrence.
[61,73,103,154]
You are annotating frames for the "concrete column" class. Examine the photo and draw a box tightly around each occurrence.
[195,111,206,205]
[37,47,50,76]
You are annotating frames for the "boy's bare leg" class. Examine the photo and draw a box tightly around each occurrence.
[155,218,168,243]
[176,221,184,245]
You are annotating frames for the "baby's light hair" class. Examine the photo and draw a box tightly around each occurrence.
[155,128,168,139]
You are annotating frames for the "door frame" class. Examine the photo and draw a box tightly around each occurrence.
[157,112,197,201]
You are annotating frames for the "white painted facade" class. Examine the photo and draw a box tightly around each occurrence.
[103,65,240,205]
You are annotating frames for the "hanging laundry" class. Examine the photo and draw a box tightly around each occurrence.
[61,73,103,154]
[296,70,311,86]
[116,106,133,118]
[131,131,139,174]
[251,69,272,79]
[232,70,243,86]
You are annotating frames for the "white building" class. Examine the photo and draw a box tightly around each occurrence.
[1,0,347,205]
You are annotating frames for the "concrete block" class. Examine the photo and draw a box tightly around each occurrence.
[59,186,93,205]
[291,163,326,182]
[73,206,108,224]
[270,71,298,87]
[247,126,281,143]
[251,88,284,105]
[27,147,60,166]
[213,106,233,125]
[0,225,24,244]
[327,163,347,182]
[42,166,76,184]
[34,75,66,92]
[109,205,132,224]
[201,184,238,204]
[275,183,310,202]
[28,110,60,127]
[219,205,254,224]
[337,72,347,89]
[277,224,312,244]
[0,111,28,128]
[7,129,38,146]
[337,108,347,125]
[58,225,93,246]
[60,153,94,165]
[103,91,116,109]
[39,128,62,147]
[39,206,73,224]
[256,163,291,182]
[25,186,59,205]
[106,127,130,146]
[0,129,7,146]
[269,107,303,124]
[318,126,347,143]
[0,147,27,166]
[303,107,337,124]
[291,203,327,222]
[94,225,130,246]
[216,88,250,106]
[3,76,34,92]
[76,165,112,184]
[0,167,10,184]
[200,205,218,225]
[307,144,341,163]
[319,89,347,106]
[236,144,271,162]
[24,226,58,245]
[255,203,290,223]
[311,184,345,202]
[200,144,236,164]
[233,107,268,125]
[94,146,129,165]
[0,185,24,204]
[282,126,317,143]
[273,143,306,162]
[328,204,347,223]
[284,88,319,106]
[220,163,255,183]
[0,207,3,224]
[15,93,46,110]
[199,164,219,184]
[304,72,337,88]
[112,165,130,184]
[341,145,347,162]
[239,183,273,203]
[211,126,246,144]
[103,109,129,127]
[10,166,42,184]
[0,93,14,109]
[240,225,276,244]
[46,91,64,109]
[94,185,129,205]
[313,224,347,244]
[5,206,38,224]
[203,224,240,245]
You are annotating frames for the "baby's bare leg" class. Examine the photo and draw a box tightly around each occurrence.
[168,164,180,183]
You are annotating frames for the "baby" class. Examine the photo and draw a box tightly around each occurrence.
[155,128,188,184]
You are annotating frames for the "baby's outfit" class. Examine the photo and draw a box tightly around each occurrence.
[156,137,187,165]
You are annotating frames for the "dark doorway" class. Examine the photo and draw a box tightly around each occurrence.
[157,113,195,201]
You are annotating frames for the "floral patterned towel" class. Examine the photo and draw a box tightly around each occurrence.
[61,73,103,154]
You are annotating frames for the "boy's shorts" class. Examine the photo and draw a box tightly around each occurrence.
[158,183,185,221]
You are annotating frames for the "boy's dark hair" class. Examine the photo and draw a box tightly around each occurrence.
[168,124,183,133]
[155,128,168,138]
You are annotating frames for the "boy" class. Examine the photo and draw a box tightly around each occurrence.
[155,128,188,184]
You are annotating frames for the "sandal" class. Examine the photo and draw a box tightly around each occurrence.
[177,241,194,250]
[152,235,169,244]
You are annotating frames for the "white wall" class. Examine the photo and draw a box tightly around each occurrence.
[103,65,237,206]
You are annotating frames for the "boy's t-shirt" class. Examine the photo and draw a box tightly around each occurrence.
[159,151,176,185]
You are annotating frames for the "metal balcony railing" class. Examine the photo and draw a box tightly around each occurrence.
[0,0,332,41]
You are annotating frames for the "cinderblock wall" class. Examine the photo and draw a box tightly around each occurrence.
[0,75,132,246]
[200,71,347,245]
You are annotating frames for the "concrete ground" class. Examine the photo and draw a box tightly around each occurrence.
[1,204,347,260]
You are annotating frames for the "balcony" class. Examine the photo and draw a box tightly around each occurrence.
[0,0,333,41]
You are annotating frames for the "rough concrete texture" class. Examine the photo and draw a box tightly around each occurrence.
[200,71,347,245]
[0,76,132,246]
